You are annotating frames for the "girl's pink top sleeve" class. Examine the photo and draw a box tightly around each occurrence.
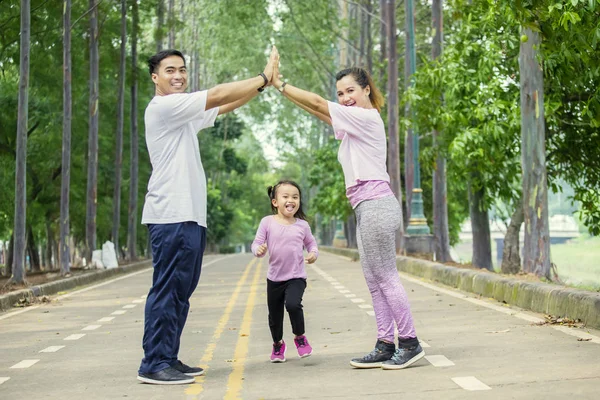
[303,224,319,259]
[251,217,268,257]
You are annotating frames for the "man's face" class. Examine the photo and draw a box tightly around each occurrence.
[151,55,187,96]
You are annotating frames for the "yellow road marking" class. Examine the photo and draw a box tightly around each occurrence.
[185,257,257,397]
[223,259,263,400]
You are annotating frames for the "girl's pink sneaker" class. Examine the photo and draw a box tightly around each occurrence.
[294,335,312,358]
[270,341,286,362]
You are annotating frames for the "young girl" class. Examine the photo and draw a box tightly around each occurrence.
[270,64,424,370]
[251,180,318,363]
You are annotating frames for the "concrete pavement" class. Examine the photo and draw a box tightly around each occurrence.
[1,252,599,399]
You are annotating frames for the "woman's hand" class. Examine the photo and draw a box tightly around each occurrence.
[272,55,283,89]
[263,46,279,84]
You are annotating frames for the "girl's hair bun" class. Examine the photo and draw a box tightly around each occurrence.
[267,186,274,198]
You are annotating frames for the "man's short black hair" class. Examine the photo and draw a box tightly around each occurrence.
[148,49,185,75]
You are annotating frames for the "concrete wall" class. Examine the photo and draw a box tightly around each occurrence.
[321,246,600,330]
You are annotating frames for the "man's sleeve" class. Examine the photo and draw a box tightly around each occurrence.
[156,91,208,130]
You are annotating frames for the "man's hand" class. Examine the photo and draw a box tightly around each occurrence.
[272,55,283,89]
[263,46,279,85]
[305,252,317,264]
[255,243,268,257]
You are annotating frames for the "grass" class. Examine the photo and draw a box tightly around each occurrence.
[452,235,600,292]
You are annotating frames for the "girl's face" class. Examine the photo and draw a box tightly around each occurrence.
[336,75,372,109]
[272,184,300,219]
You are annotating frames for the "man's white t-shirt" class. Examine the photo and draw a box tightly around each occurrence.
[141,90,219,227]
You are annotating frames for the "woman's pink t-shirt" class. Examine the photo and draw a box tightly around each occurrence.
[328,101,394,208]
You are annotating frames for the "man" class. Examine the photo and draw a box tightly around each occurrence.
[137,47,278,385]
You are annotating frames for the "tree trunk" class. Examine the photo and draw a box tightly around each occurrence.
[45,220,54,269]
[112,0,127,260]
[27,226,41,272]
[469,177,492,270]
[128,0,139,261]
[431,0,452,262]
[365,0,373,74]
[519,27,551,279]
[403,0,415,222]
[378,0,386,85]
[60,0,72,276]
[7,232,15,277]
[385,0,404,252]
[339,0,349,67]
[168,0,175,48]
[156,0,165,52]
[501,202,524,274]
[12,0,31,284]
[344,215,357,249]
[86,0,99,262]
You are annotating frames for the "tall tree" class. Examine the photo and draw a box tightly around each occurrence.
[378,0,387,84]
[60,0,72,275]
[431,0,452,262]
[519,26,551,278]
[127,0,139,261]
[11,0,31,284]
[156,0,165,52]
[469,173,492,270]
[111,0,127,259]
[385,0,404,251]
[168,0,175,48]
[86,0,100,261]
[403,0,415,220]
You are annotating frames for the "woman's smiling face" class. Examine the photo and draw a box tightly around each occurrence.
[336,75,372,109]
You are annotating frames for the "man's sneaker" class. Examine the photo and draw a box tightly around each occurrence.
[270,340,287,363]
[382,344,425,370]
[294,335,313,358]
[137,366,195,385]
[350,340,395,369]
[171,360,204,376]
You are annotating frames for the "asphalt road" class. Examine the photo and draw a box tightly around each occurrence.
[1,252,599,399]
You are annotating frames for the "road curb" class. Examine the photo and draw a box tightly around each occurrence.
[321,246,600,330]
[0,259,152,312]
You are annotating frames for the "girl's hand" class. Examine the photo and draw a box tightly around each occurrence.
[256,243,268,257]
[305,252,317,264]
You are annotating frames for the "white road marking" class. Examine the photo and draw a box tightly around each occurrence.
[82,325,101,331]
[10,360,40,369]
[552,326,600,344]
[39,346,65,353]
[419,340,431,348]
[366,311,375,317]
[339,289,351,293]
[0,306,40,321]
[123,304,137,309]
[359,304,372,309]
[132,299,144,303]
[140,294,147,299]
[64,334,86,341]
[345,294,356,298]
[451,376,491,391]
[111,310,127,315]
[333,286,345,290]
[351,298,365,303]
[0,377,10,385]
[97,317,115,322]
[425,355,455,367]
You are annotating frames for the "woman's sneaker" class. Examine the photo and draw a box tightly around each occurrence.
[381,344,425,370]
[294,335,313,358]
[350,340,395,368]
[270,340,286,362]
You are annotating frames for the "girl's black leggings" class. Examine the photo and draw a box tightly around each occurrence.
[266,278,307,343]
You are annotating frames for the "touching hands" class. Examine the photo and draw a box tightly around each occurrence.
[272,55,283,89]
[255,243,268,257]
[305,252,317,264]
[263,46,279,86]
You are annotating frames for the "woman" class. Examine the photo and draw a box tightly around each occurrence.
[271,63,424,370]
